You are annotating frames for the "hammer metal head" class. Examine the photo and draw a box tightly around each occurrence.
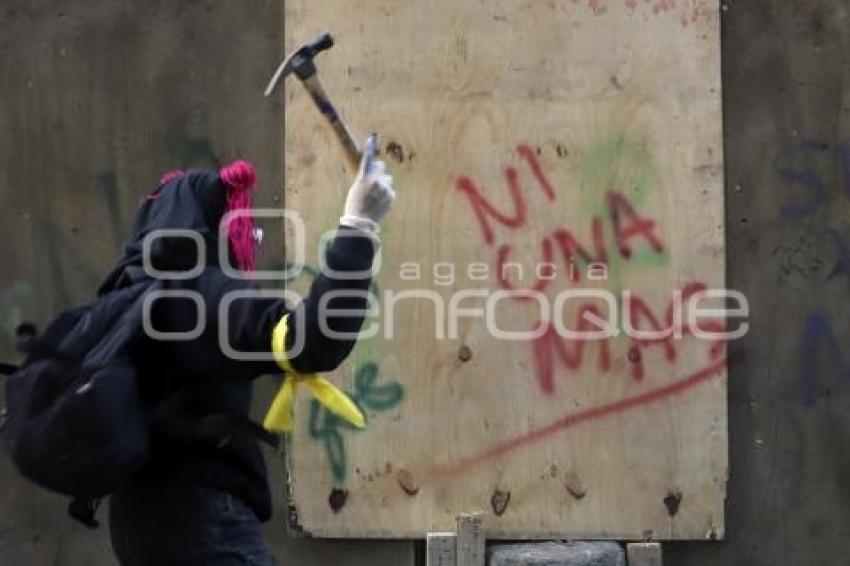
[264,32,335,97]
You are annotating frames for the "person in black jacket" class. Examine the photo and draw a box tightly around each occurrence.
[106,136,394,565]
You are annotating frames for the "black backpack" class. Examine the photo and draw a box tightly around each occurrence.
[1,276,277,527]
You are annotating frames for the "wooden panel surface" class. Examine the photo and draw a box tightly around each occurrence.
[281,0,725,539]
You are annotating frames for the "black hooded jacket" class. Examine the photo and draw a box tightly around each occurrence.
[102,171,375,521]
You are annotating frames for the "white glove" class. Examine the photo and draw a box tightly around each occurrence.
[340,134,396,234]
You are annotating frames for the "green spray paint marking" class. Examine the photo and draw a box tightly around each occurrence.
[579,134,658,211]
[578,134,670,284]
[278,261,400,483]
[308,361,404,483]
[576,135,670,341]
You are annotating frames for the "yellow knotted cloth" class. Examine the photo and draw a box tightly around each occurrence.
[263,315,365,433]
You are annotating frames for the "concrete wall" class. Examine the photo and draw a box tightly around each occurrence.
[666,1,850,562]
[2,0,850,564]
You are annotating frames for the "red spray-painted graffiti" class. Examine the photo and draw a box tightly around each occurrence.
[457,144,663,291]
[427,355,726,478]
[531,281,725,393]
[431,142,727,477]
[456,144,681,394]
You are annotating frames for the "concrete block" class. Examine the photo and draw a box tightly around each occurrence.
[488,542,625,566]
[626,542,662,566]
[427,532,457,566]
[457,514,486,565]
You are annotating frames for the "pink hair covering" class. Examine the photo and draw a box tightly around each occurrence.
[219,159,258,272]
[154,161,258,271]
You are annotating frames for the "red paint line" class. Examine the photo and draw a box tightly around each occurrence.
[427,357,727,478]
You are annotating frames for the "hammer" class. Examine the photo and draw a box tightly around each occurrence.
[265,32,362,170]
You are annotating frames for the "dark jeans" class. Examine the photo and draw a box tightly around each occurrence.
[109,483,275,566]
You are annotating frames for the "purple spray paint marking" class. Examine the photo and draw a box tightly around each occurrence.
[800,313,850,409]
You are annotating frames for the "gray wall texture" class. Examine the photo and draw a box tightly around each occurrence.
[1,1,849,565]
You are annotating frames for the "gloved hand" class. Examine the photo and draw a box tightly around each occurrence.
[340,134,396,234]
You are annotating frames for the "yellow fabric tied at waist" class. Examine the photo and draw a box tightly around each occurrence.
[263,315,365,433]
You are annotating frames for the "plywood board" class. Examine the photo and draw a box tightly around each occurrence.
[281,0,725,539]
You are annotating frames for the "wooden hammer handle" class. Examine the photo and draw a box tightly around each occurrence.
[301,74,362,170]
